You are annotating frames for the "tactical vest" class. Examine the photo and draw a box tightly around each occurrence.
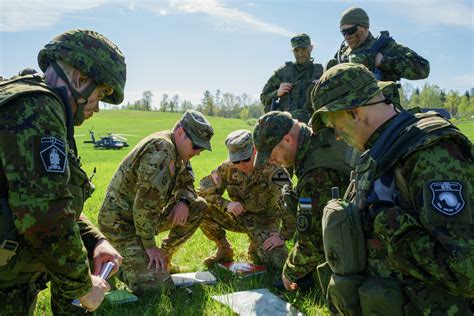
[322,110,472,315]
[0,75,94,277]
[278,61,323,118]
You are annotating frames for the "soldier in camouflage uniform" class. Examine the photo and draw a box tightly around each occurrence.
[198,130,292,270]
[260,34,324,123]
[311,63,473,315]
[253,111,355,291]
[0,30,126,314]
[98,110,213,295]
[325,7,430,109]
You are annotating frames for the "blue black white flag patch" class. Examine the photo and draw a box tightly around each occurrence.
[430,181,465,216]
[40,137,67,173]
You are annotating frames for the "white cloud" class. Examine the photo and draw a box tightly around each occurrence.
[0,0,110,32]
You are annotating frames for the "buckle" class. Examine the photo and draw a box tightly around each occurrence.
[1,240,19,252]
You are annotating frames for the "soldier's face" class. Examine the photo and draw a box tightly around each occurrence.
[293,46,313,65]
[234,150,256,174]
[73,79,113,121]
[341,24,368,49]
[176,127,203,161]
[269,136,296,168]
[323,111,364,151]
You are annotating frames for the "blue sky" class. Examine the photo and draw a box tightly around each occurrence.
[1,0,473,107]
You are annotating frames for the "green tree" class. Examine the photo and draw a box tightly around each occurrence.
[443,90,461,117]
[142,90,153,111]
[159,93,169,112]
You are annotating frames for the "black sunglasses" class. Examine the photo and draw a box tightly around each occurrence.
[232,157,251,165]
[340,25,359,37]
[183,128,204,151]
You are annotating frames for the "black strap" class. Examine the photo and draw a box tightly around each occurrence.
[0,193,17,242]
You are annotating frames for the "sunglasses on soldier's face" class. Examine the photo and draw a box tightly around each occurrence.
[183,128,204,151]
[340,25,359,37]
[232,157,251,165]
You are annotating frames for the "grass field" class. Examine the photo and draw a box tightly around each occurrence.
[33,110,474,315]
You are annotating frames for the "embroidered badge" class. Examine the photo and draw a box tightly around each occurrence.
[296,197,312,233]
[430,181,465,216]
[271,169,290,188]
[40,137,67,173]
[211,170,221,186]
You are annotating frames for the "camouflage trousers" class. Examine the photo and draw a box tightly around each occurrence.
[99,198,207,295]
[200,206,288,270]
[0,270,89,315]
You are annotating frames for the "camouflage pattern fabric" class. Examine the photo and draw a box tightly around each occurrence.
[100,198,206,294]
[98,131,206,293]
[291,33,311,48]
[260,61,323,123]
[282,125,349,283]
[198,161,292,269]
[0,77,104,315]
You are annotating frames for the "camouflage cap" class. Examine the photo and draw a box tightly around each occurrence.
[310,63,394,131]
[340,7,370,28]
[38,29,126,104]
[291,34,311,49]
[180,110,214,151]
[225,130,253,162]
[253,111,294,168]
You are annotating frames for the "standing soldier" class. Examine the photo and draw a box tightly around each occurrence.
[98,110,213,295]
[326,7,430,109]
[312,63,473,315]
[198,130,292,270]
[260,34,323,123]
[0,29,125,314]
[252,112,355,291]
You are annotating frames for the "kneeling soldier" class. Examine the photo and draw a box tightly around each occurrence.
[98,110,213,295]
[198,130,292,270]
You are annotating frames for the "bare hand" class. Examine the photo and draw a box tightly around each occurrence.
[145,246,168,274]
[262,232,284,251]
[79,274,110,311]
[375,52,383,68]
[277,82,293,97]
[92,239,122,277]
[282,274,298,292]
[169,202,189,226]
[227,201,245,216]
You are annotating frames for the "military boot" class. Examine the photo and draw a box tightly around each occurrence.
[163,251,190,274]
[203,238,234,266]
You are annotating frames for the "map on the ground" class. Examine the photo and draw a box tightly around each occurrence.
[171,271,217,287]
[211,288,304,316]
[217,262,267,278]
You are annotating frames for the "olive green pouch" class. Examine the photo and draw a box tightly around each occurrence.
[322,199,366,275]
[327,273,364,316]
[316,262,332,296]
[358,277,404,316]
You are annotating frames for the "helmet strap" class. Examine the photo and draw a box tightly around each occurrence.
[50,61,97,125]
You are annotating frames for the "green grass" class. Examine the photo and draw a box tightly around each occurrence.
[33,111,474,315]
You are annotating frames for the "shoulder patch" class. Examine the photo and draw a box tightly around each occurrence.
[296,197,312,233]
[211,170,222,187]
[429,181,465,216]
[271,169,291,188]
[40,137,67,173]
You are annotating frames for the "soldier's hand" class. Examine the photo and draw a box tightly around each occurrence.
[282,275,298,292]
[263,232,284,251]
[227,202,245,216]
[170,202,189,226]
[92,239,122,276]
[375,52,383,68]
[79,275,110,311]
[277,82,293,97]
[145,247,168,274]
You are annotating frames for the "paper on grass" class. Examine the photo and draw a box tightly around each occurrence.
[211,288,303,316]
[171,271,217,287]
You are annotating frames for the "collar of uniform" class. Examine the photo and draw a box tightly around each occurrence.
[364,114,398,150]
[294,124,312,177]
[168,130,181,161]
[295,58,314,72]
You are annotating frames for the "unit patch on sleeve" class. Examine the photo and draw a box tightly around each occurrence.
[39,137,67,173]
[271,169,291,188]
[430,181,465,216]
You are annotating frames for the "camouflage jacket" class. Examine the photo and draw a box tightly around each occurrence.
[326,32,430,82]
[100,131,196,249]
[260,60,323,123]
[0,75,105,299]
[283,125,352,282]
[198,161,292,230]
[353,111,474,299]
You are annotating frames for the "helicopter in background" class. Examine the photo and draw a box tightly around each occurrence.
[83,129,129,149]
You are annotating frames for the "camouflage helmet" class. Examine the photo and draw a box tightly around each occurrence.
[38,29,126,104]
[310,63,394,131]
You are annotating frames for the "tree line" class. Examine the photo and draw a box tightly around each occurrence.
[113,84,474,120]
